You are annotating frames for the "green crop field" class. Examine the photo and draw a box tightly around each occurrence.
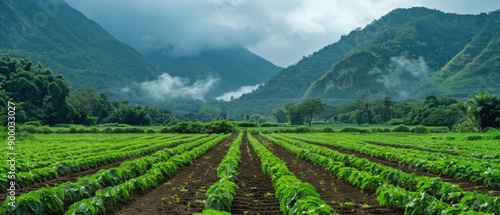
[1,131,499,215]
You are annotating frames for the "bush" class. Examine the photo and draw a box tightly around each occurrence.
[159,128,169,133]
[237,122,257,127]
[24,121,42,127]
[20,125,37,133]
[147,129,155,134]
[392,125,410,132]
[89,128,100,133]
[386,118,407,125]
[124,127,145,133]
[411,125,428,134]
[112,128,124,133]
[39,127,52,134]
[321,127,335,133]
[55,129,68,133]
[429,127,449,133]
[68,127,78,133]
[371,128,391,133]
[205,121,236,134]
[260,123,280,127]
[53,124,72,128]
[102,127,113,133]
[77,128,88,133]
[294,127,311,133]
[167,121,236,134]
[340,127,370,133]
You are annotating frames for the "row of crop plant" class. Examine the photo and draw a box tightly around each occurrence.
[6,134,193,173]
[358,133,500,159]
[195,132,244,215]
[0,134,228,215]
[265,134,499,214]
[247,133,332,214]
[0,134,182,172]
[283,133,500,189]
[63,134,231,215]
[1,135,206,191]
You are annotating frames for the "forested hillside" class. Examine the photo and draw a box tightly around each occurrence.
[0,55,176,126]
[0,0,161,99]
[243,7,499,101]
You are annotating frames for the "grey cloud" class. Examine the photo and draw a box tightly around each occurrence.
[65,0,500,67]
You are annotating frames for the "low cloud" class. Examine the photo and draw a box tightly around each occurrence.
[138,73,219,101]
[216,84,262,101]
[371,56,429,99]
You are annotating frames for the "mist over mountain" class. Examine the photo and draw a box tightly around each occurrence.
[144,47,280,99]
[243,7,499,101]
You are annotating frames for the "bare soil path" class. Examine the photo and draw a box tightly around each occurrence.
[111,134,236,215]
[230,132,281,215]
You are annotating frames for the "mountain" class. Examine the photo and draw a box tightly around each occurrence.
[0,0,280,104]
[144,47,281,98]
[242,7,499,101]
[0,0,161,99]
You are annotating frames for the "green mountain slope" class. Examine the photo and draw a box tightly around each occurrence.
[243,7,498,101]
[426,11,500,97]
[0,0,161,99]
[144,47,281,97]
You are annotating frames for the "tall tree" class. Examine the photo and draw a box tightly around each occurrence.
[284,103,304,125]
[271,108,287,123]
[299,98,325,127]
[466,92,500,131]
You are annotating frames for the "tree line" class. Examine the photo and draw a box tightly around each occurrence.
[0,55,176,126]
[270,92,500,131]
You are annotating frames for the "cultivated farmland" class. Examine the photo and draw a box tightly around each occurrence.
[1,131,499,215]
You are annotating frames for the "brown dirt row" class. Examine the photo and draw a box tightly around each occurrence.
[230,132,281,215]
[291,136,500,195]
[111,134,237,215]
[256,134,403,215]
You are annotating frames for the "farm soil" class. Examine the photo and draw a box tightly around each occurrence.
[112,134,236,215]
[230,132,281,215]
[256,134,403,215]
[299,137,500,195]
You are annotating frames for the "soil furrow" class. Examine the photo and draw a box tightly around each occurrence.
[230,132,281,215]
[111,134,236,215]
[257,134,403,215]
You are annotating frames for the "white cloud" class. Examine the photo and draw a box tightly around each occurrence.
[216,84,262,101]
[139,73,218,101]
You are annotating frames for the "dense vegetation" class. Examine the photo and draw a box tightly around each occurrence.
[266,94,500,131]
[0,0,161,101]
[0,55,175,126]
[243,7,500,100]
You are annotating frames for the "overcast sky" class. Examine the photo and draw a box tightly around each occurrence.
[65,0,500,67]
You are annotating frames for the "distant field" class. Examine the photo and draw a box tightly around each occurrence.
[1,131,499,214]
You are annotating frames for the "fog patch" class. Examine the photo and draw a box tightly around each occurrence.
[216,84,262,101]
[371,56,429,100]
[139,73,219,101]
